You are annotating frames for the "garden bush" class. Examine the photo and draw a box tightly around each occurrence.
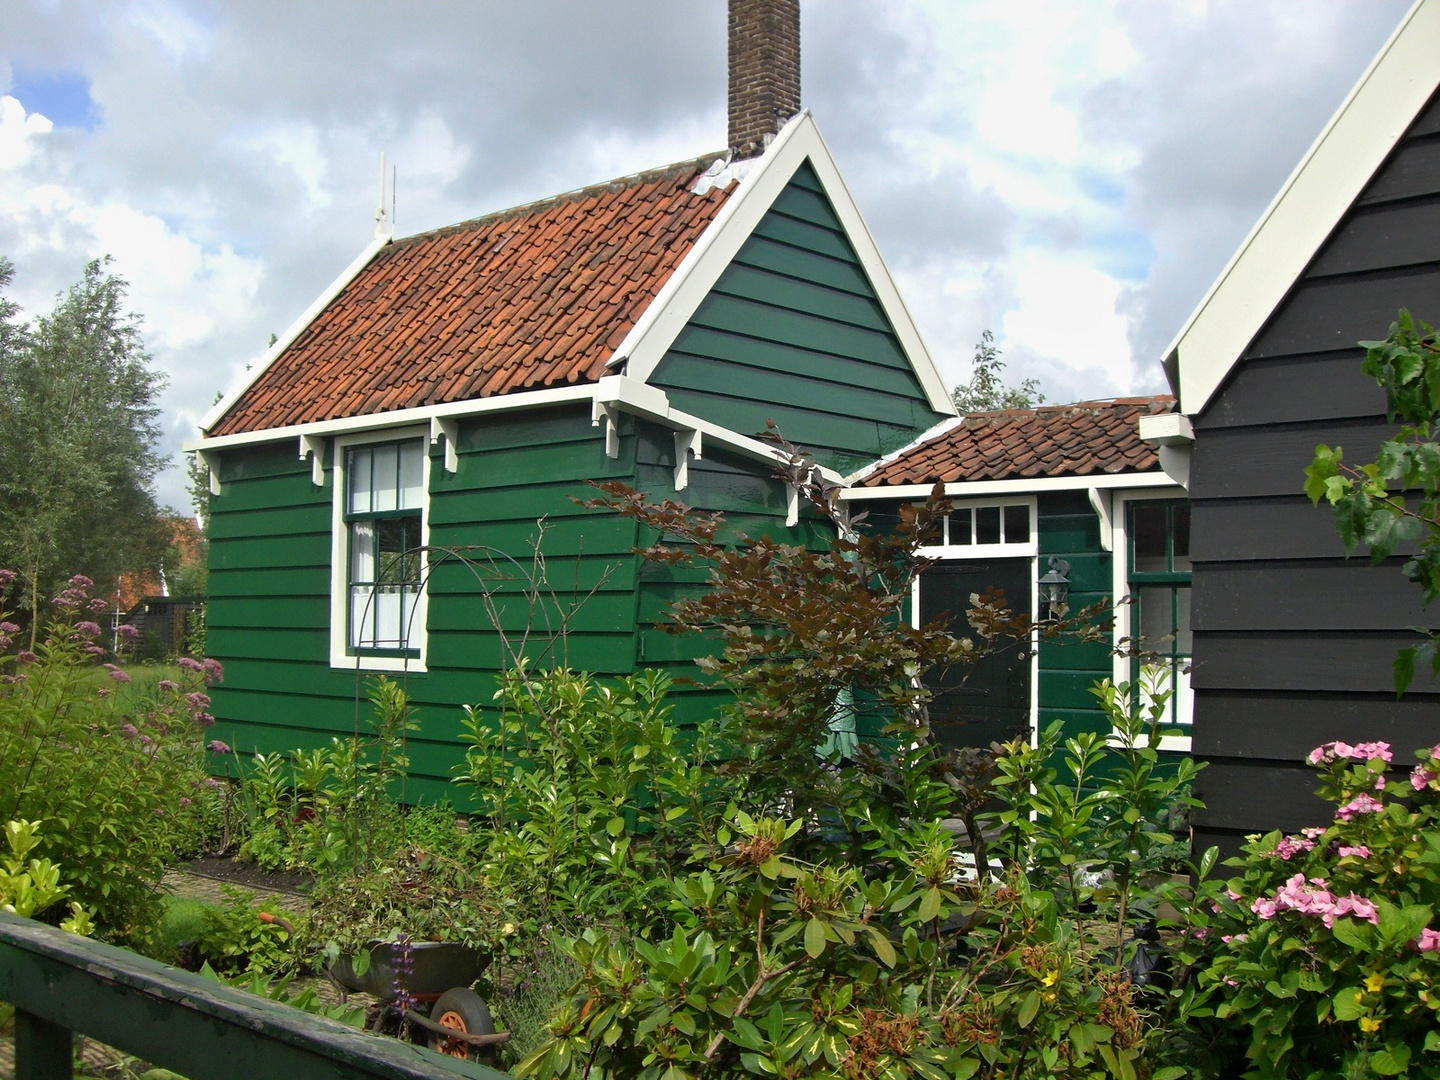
[0,570,224,943]
[1187,741,1440,1079]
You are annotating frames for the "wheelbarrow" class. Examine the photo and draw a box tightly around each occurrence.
[258,913,508,1061]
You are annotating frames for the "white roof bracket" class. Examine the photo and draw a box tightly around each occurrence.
[1088,487,1113,553]
[299,434,326,487]
[196,449,223,496]
[430,416,459,473]
[673,428,702,490]
[592,399,620,459]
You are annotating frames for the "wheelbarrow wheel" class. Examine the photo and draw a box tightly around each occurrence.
[429,987,494,1060]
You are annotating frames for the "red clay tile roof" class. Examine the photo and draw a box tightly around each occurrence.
[855,396,1175,487]
[211,154,732,436]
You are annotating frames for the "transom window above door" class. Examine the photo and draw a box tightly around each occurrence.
[919,500,1036,555]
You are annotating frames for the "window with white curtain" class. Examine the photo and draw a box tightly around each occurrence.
[344,440,425,655]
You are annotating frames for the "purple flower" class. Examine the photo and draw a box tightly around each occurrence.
[0,569,16,588]
[179,797,191,807]
[1271,835,1315,861]
[0,621,19,634]
[138,734,154,748]
[185,692,211,710]
[195,712,215,728]
[104,664,131,683]
[121,724,139,738]
[75,621,102,636]
[177,657,204,672]
[87,597,109,613]
[207,740,230,755]
[153,806,164,816]
[116,624,139,640]
[0,635,9,652]
[96,687,111,699]
[1414,764,1439,792]
[202,658,224,682]
[15,650,37,664]
[158,679,177,692]
[83,645,106,656]
[68,574,94,589]
[204,777,223,789]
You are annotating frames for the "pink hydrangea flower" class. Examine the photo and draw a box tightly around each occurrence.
[1414,765,1439,792]
[1350,741,1393,763]
[1337,845,1370,859]
[1413,928,1440,952]
[1308,742,1353,766]
[1273,835,1315,860]
[1325,894,1379,929]
[1220,933,1248,944]
[1336,793,1384,821]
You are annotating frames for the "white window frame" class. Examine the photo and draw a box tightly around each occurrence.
[912,497,1041,747]
[1110,487,1191,753]
[329,426,432,673]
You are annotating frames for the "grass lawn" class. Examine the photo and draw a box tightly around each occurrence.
[78,662,185,714]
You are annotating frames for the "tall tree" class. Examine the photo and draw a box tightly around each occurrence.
[950,330,1045,413]
[0,258,168,631]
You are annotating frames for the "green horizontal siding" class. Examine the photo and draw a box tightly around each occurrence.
[207,409,647,796]
[1037,491,1114,743]
[649,160,947,470]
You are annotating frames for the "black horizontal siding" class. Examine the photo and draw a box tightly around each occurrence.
[1190,86,1440,851]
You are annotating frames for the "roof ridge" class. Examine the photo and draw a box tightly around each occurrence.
[392,150,729,247]
[961,394,1173,420]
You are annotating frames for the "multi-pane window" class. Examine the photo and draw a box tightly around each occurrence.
[1128,500,1191,727]
[345,440,425,655]
[944,503,1031,547]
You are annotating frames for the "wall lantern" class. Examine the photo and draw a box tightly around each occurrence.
[1038,557,1071,622]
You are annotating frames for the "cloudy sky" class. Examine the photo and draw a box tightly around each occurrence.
[0,0,1417,510]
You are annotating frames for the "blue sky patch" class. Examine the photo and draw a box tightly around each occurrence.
[9,67,99,131]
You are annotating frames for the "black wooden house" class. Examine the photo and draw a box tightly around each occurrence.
[1159,0,1440,853]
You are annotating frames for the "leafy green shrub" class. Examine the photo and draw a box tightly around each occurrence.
[193,885,300,975]
[1,819,93,934]
[507,669,1210,1080]
[0,572,224,942]
[1190,741,1440,1079]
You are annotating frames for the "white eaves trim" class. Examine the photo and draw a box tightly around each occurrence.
[1164,0,1439,418]
[199,234,393,434]
[183,375,845,485]
[838,470,1172,502]
[842,416,963,486]
[611,112,958,419]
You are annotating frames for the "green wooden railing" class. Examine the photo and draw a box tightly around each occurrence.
[0,911,511,1080]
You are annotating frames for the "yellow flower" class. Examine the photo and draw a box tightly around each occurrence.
[1040,969,1059,987]
[1359,1017,1382,1033]
[502,922,517,936]
[1041,989,1058,1004]
[1364,972,1385,994]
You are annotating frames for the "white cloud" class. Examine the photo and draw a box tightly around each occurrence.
[0,95,53,170]
[1001,257,1132,394]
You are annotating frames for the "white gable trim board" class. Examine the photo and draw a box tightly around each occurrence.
[1165,0,1440,417]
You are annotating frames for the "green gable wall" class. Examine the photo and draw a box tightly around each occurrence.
[648,162,948,473]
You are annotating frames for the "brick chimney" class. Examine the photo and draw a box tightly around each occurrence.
[728,0,800,160]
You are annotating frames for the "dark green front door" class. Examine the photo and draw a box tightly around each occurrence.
[918,558,1033,751]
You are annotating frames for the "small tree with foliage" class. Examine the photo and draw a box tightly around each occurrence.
[951,330,1045,414]
[0,257,168,636]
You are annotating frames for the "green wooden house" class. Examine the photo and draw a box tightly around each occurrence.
[186,109,956,801]
[843,396,1190,754]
